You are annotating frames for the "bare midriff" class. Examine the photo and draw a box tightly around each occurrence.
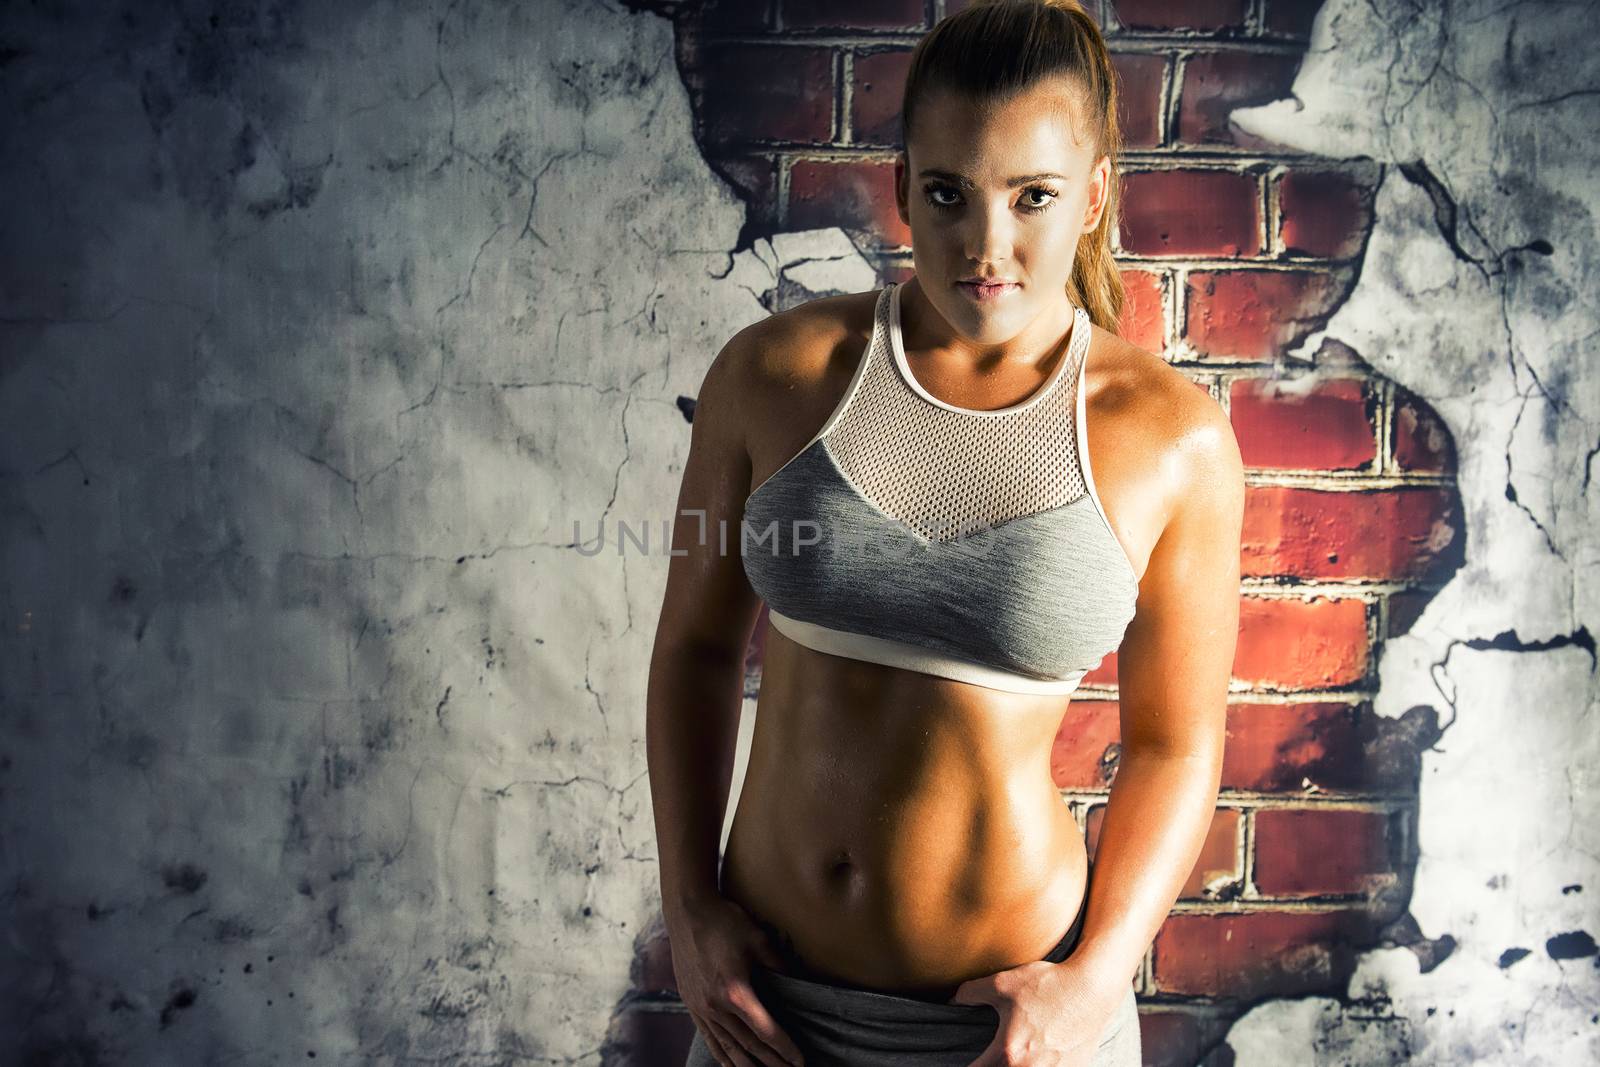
[719,623,1090,1003]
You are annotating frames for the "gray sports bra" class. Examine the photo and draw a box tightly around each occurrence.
[739,281,1139,695]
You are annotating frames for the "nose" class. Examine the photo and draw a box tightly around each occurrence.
[962,199,1016,265]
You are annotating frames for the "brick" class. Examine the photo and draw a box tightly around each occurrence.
[1085,806,1241,898]
[1138,1008,1205,1067]
[699,0,772,31]
[1221,701,1413,794]
[851,49,911,146]
[1242,485,1462,581]
[1392,386,1456,472]
[1234,595,1369,689]
[699,45,833,147]
[1152,910,1372,997]
[1264,0,1326,37]
[1185,270,1343,362]
[782,0,926,29]
[1183,809,1243,898]
[1254,808,1397,897]
[1278,169,1372,259]
[1117,268,1165,352]
[787,158,909,245]
[1112,0,1250,32]
[1111,52,1166,148]
[1119,170,1260,257]
[1051,699,1123,789]
[1177,51,1302,147]
[1229,377,1376,471]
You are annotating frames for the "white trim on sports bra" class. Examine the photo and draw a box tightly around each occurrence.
[765,608,1092,695]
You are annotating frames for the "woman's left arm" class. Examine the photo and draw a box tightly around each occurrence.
[1063,394,1246,998]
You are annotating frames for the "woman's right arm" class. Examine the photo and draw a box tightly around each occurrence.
[647,325,761,926]
[645,325,805,1067]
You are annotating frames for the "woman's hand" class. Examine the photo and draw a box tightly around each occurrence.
[667,894,807,1067]
[949,956,1125,1066]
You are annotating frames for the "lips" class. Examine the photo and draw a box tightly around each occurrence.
[956,279,1019,301]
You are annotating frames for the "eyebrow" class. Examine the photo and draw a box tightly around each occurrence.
[917,169,1069,188]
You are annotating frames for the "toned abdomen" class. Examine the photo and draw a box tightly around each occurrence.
[718,627,1091,995]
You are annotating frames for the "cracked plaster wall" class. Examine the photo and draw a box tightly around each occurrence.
[1224,0,1600,1062]
[4,0,1596,1064]
[0,0,869,1061]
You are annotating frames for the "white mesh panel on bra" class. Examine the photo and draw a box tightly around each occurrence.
[824,283,1091,543]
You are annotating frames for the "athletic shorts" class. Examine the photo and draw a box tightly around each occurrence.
[682,864,1141,1065]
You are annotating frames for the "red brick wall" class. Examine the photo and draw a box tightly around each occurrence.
[611,3,1464,1064]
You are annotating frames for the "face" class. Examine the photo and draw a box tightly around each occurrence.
[895,76,1110,345]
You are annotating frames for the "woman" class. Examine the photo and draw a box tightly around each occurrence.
[646,2,1243,1064]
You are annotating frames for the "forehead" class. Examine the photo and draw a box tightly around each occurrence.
[909,77,1095,175]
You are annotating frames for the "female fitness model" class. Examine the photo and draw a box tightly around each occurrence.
[646,2,1243,1064]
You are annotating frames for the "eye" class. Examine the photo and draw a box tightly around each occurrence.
[1017,186,1059,214]
[921,183,1060,215]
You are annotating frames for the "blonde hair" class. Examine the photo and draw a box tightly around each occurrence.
[900,0,1126,333]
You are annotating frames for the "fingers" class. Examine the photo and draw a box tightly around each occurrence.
[692,978,803,1067]
[736,985,812,1067]
[690,995,805,1067]
[688,1011,727,1066]
[702,1014,763,1067]
[690,1011,750,1067]
[722,981,805,1066]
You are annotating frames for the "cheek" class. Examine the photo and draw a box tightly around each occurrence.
[1063,192,1095,226]
[908,208,957,237]
[1037,210,1087,247]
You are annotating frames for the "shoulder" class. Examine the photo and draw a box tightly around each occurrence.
[1089,325,1244,533]
[706,288,882,440]
[721,288,879,388]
